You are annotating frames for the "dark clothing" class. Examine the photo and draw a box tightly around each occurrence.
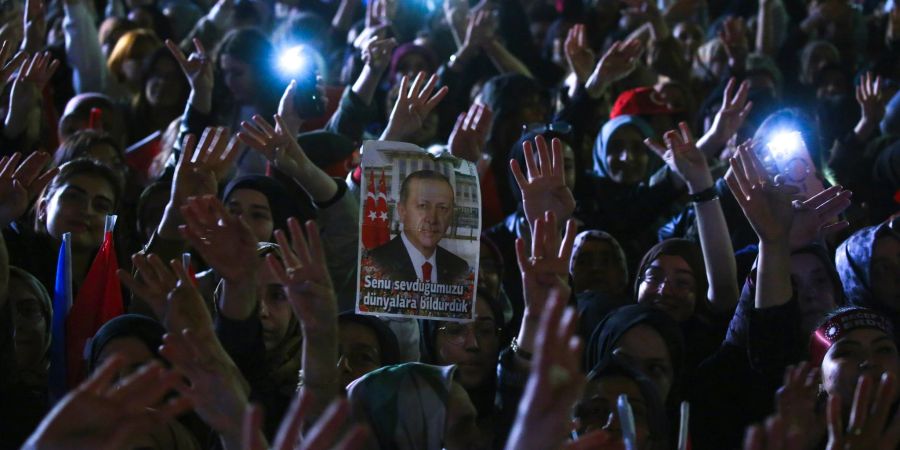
[368,235,469,284]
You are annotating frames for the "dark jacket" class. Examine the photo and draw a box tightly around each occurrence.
[368,235,469,284]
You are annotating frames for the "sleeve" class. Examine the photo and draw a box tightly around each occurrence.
[746,295,804,377]
[167,102,216,169]
[63,1,109,94]
[324,86,379,145]
[215,306,267,385]
[312,180,360,312]
[495,348,529,445]
[826,131,872,191]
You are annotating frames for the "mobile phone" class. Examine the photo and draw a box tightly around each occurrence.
[763,131,825,198]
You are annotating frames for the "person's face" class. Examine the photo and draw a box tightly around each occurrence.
[673,23,701,62]
[443,380,480,450]
[10,277,48,375]
[396,54,431,82]
[226,189,274,243]
[96,336,155,382]
[41,174,116,250]
[572,239,627,296]
[612,325,674,401]
[221,55,257,104]
[338,322,383,388]
[145,57,187,108]
[605,126,649,185]
[637,255,697,323]
[257,262,292,351]
[871,236,900,311]
[121,57,144,86]
[397,178,454,257]
[822,328,900,409]
[435,299,499,389]
[574,375,652,449]
[791,253,838,334]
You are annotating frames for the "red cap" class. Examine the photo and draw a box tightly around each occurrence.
[610,87,679,119]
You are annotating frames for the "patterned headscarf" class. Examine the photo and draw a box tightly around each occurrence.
[347,363,456,450]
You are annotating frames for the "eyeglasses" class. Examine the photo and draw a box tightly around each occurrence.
[640,268,696,294]
[522,121,573,136]
[437,321,501,347]
[337,349,381,372]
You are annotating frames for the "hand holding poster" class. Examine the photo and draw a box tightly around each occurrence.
[356,140,480,321]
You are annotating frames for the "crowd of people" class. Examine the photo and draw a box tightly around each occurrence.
[1,0,900,448]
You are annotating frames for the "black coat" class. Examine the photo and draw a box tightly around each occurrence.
[368,235,469,284]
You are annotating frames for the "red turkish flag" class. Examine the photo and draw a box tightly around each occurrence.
[376,170,390,245]
[362,171,380,249]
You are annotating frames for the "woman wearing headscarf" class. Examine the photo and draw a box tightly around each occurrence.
[0,267,52,449]
[347,363,482,450]
[569,230,631,340]
[576,115,681,269]
[419,289,506,447]
[573,357,671,450]
[86,314,202,450]
[337,311,402,389]
[836,217,900,336]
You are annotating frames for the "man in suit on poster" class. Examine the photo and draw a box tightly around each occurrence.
[368,170,469,283]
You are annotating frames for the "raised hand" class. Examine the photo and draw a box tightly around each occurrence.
[463,9,496,50]
[22,0,45,52]
[586,39,643,96]
[381,72,448,141]
[166,38,213,95]
[160,327,250,447]
[774,362,825,445]
[18,51,60,90]
[724,142,797,244]
[448,103,491,163]
[509,135,576,224]
[158,127,237,239]
[22,357,191,450]
[515,212,577,317]
[242,394,369,450]
[645,122,713,194]
[164,258,214,333]
[564,24,595,85]
[117,253,178,321]
[504,288,584,450]
[708,78,753,146]
[0,40,27,92]
[742,416,807,450]
[238,113,310,180]
[827,373,900,450]
[276,80,304,139]
[0,151,56,227]
[718,16,749,68]
[179,195,258,282]
[856,72,886,127]
[361,36,397,73]
[268,218,337,334]
[788,185,851,249]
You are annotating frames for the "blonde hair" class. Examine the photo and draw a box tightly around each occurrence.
[107,29,161,82]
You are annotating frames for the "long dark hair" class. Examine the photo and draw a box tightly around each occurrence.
[213,28,285,118]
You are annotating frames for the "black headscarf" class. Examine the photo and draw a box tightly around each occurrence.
[338,312,402,367]
[296,131,356,170]
[222,175,307,236]
[633,239,709,320]
[87,315,166,373]
[585,304,685,389]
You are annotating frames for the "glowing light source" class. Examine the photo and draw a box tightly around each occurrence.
[766,131,803,160]
[277,45,309,77]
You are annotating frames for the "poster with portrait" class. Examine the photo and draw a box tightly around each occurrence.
[356,140,481,321]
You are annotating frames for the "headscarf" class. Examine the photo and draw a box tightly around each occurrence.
[347,363,457,450]
[222,175,304,236]
[419,288,506,366]
[9,267,52,359]
[388,43,439,83]
[479,74,548,148]
[2,267,53,389]
[809,306,894,366]
[296,131,356,170]
[256,243,302,394]
[570,230,629,281]
[836,220,900,313]
[633,239,708,310]
[87,314,166,373]
[585,357,670,450]
[338,311,402,367]
[585,304,685,387]
[592,115,655,179]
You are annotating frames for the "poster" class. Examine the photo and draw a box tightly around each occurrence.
[356,140,481,321]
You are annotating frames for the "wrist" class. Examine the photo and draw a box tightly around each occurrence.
[686,175,714,195]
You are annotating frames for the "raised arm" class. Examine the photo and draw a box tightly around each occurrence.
[509,135,577,226]
[696,78,753,159]
[62,0,108,94]
[166,38,215,116]
[4,52,60,143]
[379,72,447,142]
[756,0,778,57]
[21,0,45,54]
[646,122,739,314]
[269,218,340,416]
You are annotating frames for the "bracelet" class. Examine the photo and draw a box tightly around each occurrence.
[510,337,533,361]
[689,186,719,204]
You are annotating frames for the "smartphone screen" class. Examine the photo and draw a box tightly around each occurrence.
[762,131,825,199]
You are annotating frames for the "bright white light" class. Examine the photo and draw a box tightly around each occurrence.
[767,131,803,159]
[277,46,308,76]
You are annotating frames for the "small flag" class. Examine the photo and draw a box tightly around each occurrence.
[88,107,103,131]
[375,170,390,246]
[362,171,380,249]
[49,233,72,401]
[65,216,124,386]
